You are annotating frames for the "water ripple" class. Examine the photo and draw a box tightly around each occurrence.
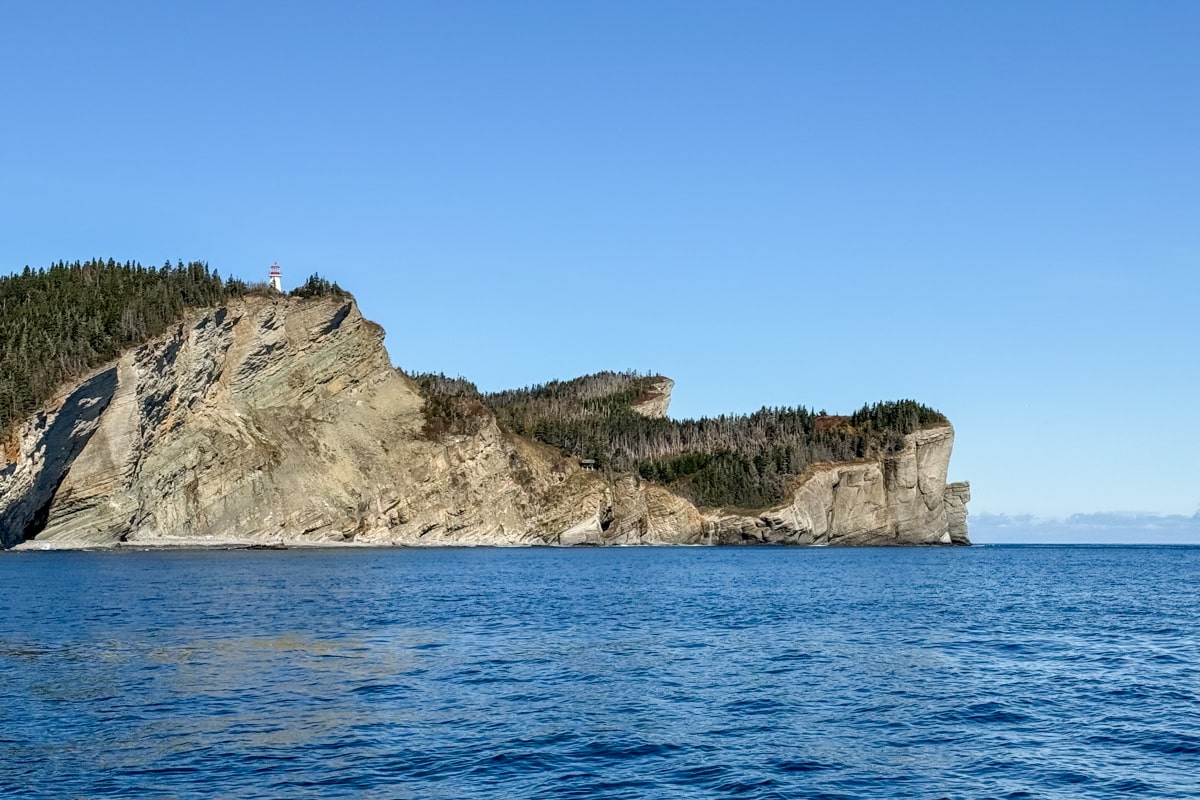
[2,545,1199,798]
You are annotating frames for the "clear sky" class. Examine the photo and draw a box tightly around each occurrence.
[1,1,1197,520]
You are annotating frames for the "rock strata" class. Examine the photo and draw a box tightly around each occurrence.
[701,428,970,545]
[0,295,969,548]
[629,378,674,419]
[944,482,972,545]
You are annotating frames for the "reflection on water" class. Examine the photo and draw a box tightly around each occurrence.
[2,546,1199,798]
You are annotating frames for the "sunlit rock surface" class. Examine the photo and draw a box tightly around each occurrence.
[1,295,968,548]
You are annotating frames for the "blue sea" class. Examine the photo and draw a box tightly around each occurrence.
[1,545,1198,799]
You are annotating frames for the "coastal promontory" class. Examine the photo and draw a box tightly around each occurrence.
[0,261,969,549]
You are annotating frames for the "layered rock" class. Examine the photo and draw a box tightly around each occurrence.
[0,295,969,549]
[944,482,972,545]
[630,378,674,419]
[702,427,968,545]
[3,296,420,547]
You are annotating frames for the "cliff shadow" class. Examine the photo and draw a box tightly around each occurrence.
[0,367,118,548]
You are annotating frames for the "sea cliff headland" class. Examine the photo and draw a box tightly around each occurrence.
[0,263,969,549]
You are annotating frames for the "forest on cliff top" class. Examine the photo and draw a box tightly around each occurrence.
[414,371,948,509]
[0,259,342,436]
[1,261,947,511]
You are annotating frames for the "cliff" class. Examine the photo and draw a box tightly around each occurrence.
[0,295,969,549]
[706,429,971,546]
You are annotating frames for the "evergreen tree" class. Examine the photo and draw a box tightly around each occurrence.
[414,370,950,510]
[0,259,342,437]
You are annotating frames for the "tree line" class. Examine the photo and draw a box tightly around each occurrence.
[0,259,341,437]
[0,257,947,513]
[414,370,949,509]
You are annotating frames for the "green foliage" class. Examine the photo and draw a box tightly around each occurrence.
[289,273,346,299]
[0,259,347,438]
[0,259,229,436]
[410,373,493,439]
[849,400,949,453]
[416,370,948,510]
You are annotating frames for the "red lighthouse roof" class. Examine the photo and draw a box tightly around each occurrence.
[270,263,281,276]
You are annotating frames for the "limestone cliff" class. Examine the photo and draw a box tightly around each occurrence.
[630,378,674,419]
[0,295,969,548]
[704,429,972,546]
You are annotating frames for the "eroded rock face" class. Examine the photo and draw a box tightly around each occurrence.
[704,427,970,546]
[0,296,624,548]
[944,482,972,546]
[0,296,969,548]
[4,296,422,546]
[0,368,119,549]
[630,378,674,419]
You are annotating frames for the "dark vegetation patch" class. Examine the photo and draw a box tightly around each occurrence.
[0,259,341,439]
[411,373,494,439]
[414,370,948,510]
[289,274,347,300]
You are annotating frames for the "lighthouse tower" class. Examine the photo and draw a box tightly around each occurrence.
[269,263,283,292]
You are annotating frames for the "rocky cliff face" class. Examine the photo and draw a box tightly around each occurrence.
[703,429,972,546]
[629,378,674,419]
[0,296,969,549]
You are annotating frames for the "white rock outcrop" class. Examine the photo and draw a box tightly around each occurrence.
[703,427,968,545]
[629,378,675,419]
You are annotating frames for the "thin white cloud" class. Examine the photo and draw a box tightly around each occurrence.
[971,512,1200,544]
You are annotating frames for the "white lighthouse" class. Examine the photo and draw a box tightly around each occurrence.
[269,263,283,292]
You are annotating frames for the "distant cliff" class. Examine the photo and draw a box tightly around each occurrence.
[469,370,958,514]
[0,294,969,549]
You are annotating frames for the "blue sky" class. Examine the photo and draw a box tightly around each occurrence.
[1,1,1197,521]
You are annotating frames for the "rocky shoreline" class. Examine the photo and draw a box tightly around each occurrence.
[1,295,969,550]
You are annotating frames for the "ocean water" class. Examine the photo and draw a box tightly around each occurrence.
[1,545,1197,799]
